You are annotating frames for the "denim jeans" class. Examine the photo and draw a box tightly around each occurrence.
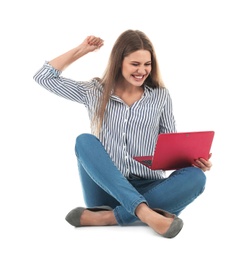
[75,133,206,226]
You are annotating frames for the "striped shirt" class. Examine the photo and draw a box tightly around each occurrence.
[33,62,177,179]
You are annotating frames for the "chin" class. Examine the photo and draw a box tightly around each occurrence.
[133,80,145,86]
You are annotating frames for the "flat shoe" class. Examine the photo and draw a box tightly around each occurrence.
[153,208,184,238]
[65,205,113,227]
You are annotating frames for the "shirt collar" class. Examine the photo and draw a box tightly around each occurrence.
[110,84,154,103]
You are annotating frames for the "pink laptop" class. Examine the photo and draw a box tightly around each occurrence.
[133,131,214,170]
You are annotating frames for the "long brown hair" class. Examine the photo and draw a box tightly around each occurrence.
[92,29,165,136]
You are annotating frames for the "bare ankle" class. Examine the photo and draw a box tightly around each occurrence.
[80,210,117,226]
[135,204,174,235]
[135,203,154,223]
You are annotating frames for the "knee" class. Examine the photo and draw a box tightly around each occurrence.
[76,133,97,144]
[75,133,98,154]
[187,167,206,193]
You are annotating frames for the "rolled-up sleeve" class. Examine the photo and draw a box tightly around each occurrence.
[33,61,97,106]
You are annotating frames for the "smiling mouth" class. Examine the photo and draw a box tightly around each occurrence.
[133,75,145,80]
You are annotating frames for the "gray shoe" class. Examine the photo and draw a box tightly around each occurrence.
[153,208,184,238]
[65,206,113,227]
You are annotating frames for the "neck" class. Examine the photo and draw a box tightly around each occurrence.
[114,79,143,94]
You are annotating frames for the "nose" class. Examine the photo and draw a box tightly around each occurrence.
[137,66,146,74]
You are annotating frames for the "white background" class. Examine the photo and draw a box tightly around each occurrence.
[1,0,252,259]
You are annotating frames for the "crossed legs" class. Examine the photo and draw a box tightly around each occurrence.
[67,133,206,237]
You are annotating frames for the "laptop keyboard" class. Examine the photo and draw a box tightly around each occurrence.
[141,160,152,166]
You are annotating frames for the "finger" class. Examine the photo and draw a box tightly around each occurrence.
[193,164,209,172]
[192,163,199,169]
[194,159,212,171]
[198,157,212,167]
[192,160,202,169]
[192,163,207,172]
[88,37,103,46]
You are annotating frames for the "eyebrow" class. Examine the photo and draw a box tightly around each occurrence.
[130,60,152,63]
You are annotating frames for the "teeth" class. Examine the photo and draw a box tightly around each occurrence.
[134,75,143,79]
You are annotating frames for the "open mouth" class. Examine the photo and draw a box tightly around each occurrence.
[132,75,145,81]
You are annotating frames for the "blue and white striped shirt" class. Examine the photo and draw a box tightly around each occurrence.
[33,62,177,179]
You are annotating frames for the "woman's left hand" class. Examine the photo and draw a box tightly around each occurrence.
[192,153,212,172]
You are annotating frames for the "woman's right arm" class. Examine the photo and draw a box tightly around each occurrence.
[33,36,104,104]
[49,36,104,71]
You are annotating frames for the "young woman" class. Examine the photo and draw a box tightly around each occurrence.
[33,29,212,238]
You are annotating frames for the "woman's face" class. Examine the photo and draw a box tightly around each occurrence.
[121,50,152,87]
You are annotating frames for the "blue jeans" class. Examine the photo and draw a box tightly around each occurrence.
[75,133,206,226]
